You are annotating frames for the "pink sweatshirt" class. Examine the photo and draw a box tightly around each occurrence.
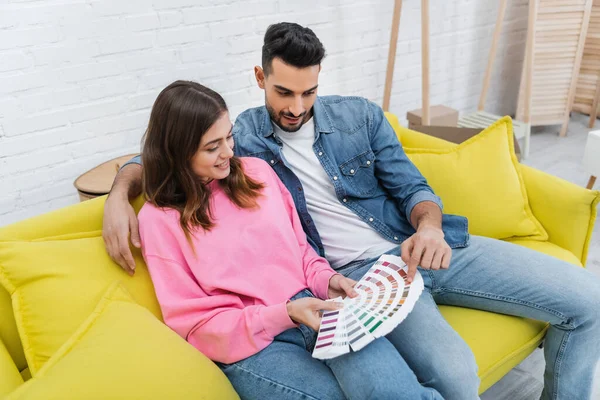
[138,157,337,364]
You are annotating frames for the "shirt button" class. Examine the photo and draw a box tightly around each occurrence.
[270,160,275,164]
[366,161,371,165]
[350,169,355,174]
[343,198,347,202]
[394,236,398,241]
[369,217,374,222]
[318,152,323,156]
[333,176,338,180]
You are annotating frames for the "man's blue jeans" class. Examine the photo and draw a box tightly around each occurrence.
[219,236,600,399]
[339,236,600,400]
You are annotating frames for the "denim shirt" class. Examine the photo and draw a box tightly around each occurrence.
[126,96,469,259]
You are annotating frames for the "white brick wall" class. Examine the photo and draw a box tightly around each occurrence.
[0,0,528,227]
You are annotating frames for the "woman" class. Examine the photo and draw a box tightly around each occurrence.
[138,80,442,400]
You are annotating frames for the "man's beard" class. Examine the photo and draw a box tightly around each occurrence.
[266,97,310,133]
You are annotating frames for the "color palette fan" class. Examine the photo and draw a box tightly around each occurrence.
[313,254,424,359]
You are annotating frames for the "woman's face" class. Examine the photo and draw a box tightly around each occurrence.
[191,112,234,181]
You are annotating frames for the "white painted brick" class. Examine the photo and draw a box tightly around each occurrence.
[92,0,153,17]
[67,98,129,123]
[21,180,74,207]
[153,0,204,10]
[61,17,127,40]
[32,40,101,68]
[21,87,88,114]
[0,98,24,119]
[2,146,69,175]
[125,13,161,32]
[75,111,149,137]
[0,27,60,50]
[0,126,94,157]
[0,196,17,215]
[121,49,178,72]
[182,5,230,25]
[158,11,184,28]
[210,19,255,39]
[127,91,158,112]
[179,43,227,63]
[0,51,32,73]
[156,26,211,47]
[222,53,260,74]
[228,35,262,55]
[86,77,139,101]
[0,2,92,30]
[2,110,69,137]
[229,1,277,20]
[138,69,178,91]
[97,33,155,56]
[0,71,50,95]
[66,132,130,159]
[59,61,124,83]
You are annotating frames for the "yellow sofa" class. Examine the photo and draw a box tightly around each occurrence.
[0,115,598,397]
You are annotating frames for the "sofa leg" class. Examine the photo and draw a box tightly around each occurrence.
[587,176,596,190]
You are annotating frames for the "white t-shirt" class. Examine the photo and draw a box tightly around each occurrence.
[273,118,396,269]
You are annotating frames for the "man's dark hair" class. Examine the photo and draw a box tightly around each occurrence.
[262,22,326,75]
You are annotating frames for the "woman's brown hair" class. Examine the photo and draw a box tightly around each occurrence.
[142,80,264,242]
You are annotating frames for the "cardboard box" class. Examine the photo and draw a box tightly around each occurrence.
[410,124,522,160]
[406,105,459,129]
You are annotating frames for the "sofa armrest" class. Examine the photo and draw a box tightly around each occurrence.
[0,196,106,242]
[520,164,600,265]
[0,195,147,243]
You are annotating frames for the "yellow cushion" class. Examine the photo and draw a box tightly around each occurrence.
[440,305,547,394]
[0,234,162,375]
[0,339,23,397]
[6,282,238,400]
[404,117,548,241]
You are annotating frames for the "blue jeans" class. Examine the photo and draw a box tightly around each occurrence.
[218,288,443,400]
[339,236,600,400]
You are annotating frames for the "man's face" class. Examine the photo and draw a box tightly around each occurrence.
[255,58,320,132]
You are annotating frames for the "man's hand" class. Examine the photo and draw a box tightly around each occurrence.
[401,225,451,283]
[286,298,342,331]
[327,274,358,299]
[102,191,141,275]
[102,162,143,274]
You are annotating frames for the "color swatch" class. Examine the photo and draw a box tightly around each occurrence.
[312,254,423,359]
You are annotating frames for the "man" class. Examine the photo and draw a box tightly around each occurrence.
[104,22,600,400]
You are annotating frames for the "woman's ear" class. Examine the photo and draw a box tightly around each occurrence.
[254,66,265,89]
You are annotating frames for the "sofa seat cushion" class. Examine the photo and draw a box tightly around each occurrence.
[440,305,547,394]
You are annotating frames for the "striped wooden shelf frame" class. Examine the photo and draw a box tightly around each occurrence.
[573,0,600,127]
[516,0,593,137]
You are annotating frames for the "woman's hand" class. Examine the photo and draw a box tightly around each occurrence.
[328,274,358,299]
[286,298,342,331]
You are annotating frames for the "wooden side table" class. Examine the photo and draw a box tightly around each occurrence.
[73,154,139,202]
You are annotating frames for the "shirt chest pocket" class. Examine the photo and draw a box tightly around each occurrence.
[339,150,378,195]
